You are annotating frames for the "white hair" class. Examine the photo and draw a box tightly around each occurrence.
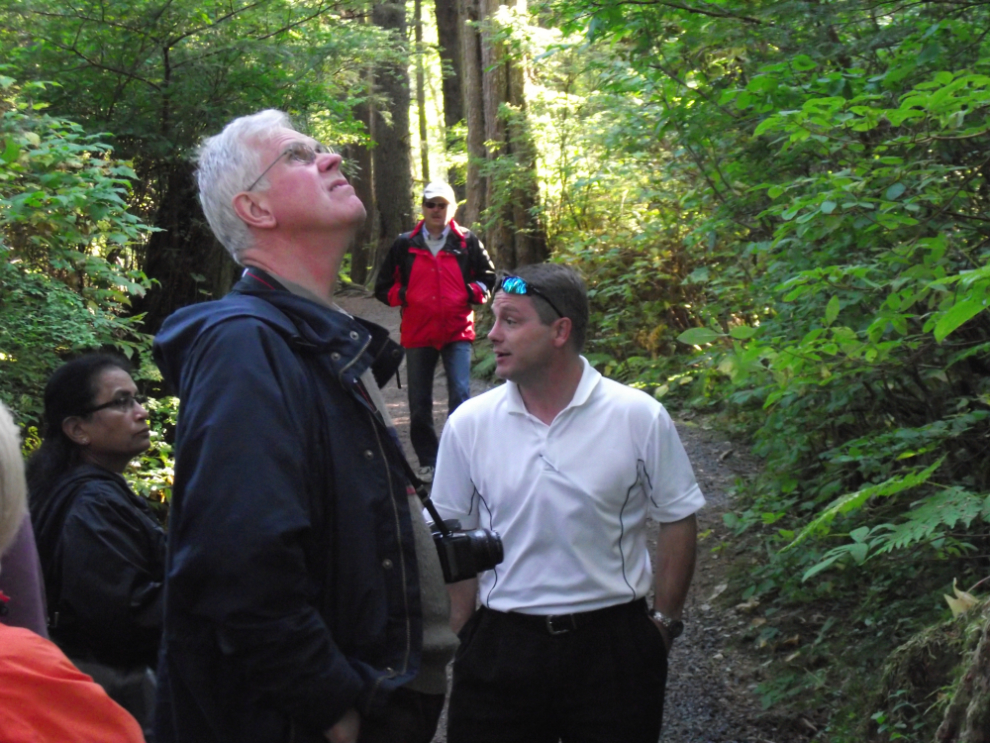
[0,402,27,557]
[196,109,295,263]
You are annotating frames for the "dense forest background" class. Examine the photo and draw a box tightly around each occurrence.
[3,0,990,739]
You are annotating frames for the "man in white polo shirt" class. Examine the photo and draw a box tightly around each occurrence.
[430,263,705,743]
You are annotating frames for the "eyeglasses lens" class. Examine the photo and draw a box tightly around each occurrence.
[424,201,448,210]
[246,141,335,191]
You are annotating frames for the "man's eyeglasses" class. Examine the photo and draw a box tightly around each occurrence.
[424,201,449,211]
[245,141,335,192]
[83,394,148,416]
[498,275,564,318]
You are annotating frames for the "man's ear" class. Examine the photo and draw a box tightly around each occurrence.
[551,317,573,349]
[232,192,277,230]
[62,416,90,446]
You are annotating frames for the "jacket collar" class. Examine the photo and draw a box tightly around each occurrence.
[409,219,467,252]
[233,269,404,389]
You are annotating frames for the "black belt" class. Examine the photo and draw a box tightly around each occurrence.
[496,598,647,636]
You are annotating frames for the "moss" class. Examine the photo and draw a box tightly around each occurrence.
[862,601,990,742]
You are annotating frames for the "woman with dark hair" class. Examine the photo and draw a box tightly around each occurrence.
[27,353,165,732]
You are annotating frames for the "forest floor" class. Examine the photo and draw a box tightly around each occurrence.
[336,287,814,743]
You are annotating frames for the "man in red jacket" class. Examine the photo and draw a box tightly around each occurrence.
[375,182,496,482]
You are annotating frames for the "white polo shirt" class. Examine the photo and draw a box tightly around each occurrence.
[431,357,705,615]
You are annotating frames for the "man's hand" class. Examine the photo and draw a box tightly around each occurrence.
[325,708,360,743]
[648,612,673,652]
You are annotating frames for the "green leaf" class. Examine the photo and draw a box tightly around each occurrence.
[677,328,723,346]
[885,183,906,200]
[729,326,758,340]
[934,299,987,342]
[824,296,840,326]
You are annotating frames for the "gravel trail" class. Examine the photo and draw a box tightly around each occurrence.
[335,289,806,743]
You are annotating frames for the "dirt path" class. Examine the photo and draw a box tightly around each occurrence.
[335,289,803,743]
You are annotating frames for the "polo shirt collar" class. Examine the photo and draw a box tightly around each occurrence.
[505,356,601,417]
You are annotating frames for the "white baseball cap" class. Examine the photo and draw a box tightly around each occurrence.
[422,181,456,204]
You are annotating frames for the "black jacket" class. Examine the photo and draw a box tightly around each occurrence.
[152,272,422,743]
[30,464,166,668]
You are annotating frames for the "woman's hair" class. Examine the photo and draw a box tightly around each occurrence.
[26,354,131,510]
[0,401,28,557]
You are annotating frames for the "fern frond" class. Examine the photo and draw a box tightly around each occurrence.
[873,487,990,555]
[782,458,944,553]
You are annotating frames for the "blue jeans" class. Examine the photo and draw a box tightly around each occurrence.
[405,341,472,468]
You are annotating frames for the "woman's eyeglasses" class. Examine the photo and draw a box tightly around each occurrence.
[245,141,335,192]
[83,394,148,415]
[498,276,564,318]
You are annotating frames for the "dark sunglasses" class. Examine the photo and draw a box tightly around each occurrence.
[423,201,449,210]
[83,393,148,415]
[498,275,564,318]
[246,141,336,192]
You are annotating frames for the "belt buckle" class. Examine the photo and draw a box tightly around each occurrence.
[545,614,575,635]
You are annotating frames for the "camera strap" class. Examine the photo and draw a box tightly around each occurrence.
[380,424,455,539]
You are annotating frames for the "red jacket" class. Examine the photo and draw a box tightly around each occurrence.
[375,220,496,349]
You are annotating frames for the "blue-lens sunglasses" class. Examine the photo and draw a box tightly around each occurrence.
[498,275,564,318]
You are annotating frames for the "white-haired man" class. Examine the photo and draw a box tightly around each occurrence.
[375,182,495,482]
[154,111,455,743]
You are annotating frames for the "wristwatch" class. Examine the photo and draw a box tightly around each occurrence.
[649,609,684,640]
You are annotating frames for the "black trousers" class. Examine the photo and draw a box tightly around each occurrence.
[447,601,668,743]
[359,687,446,743]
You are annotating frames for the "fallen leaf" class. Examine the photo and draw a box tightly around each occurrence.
[708,583,728,601]
[735,598,760,613]
[944,578,979,617]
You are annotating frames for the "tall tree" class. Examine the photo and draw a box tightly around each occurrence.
[347,87,376,286]
[371,0,415,271]
[466,0,548,267]
[435,0,466,198]
[460,0,487,228]
[415,0,430,184]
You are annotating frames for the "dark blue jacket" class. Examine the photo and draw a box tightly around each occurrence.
[153,272,422,743]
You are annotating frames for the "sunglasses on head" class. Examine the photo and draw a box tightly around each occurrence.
[246,141,336,192]
[498,275,564,318]
[423,201,449,210]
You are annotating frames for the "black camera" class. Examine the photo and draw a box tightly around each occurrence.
[428,519,504,584]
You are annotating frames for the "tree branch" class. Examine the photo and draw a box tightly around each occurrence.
[587,0,765,24]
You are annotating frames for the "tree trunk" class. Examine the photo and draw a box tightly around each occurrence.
[347,91,375,286]
[372,1,415,275]
[507,54,548,266]
[474,0,547,269]
[435,0,466,198]
[415,0,430,184]
[132,161,237,332]
[460,0,485,228]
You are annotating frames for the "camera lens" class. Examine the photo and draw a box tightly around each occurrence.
[465,528,504,573]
